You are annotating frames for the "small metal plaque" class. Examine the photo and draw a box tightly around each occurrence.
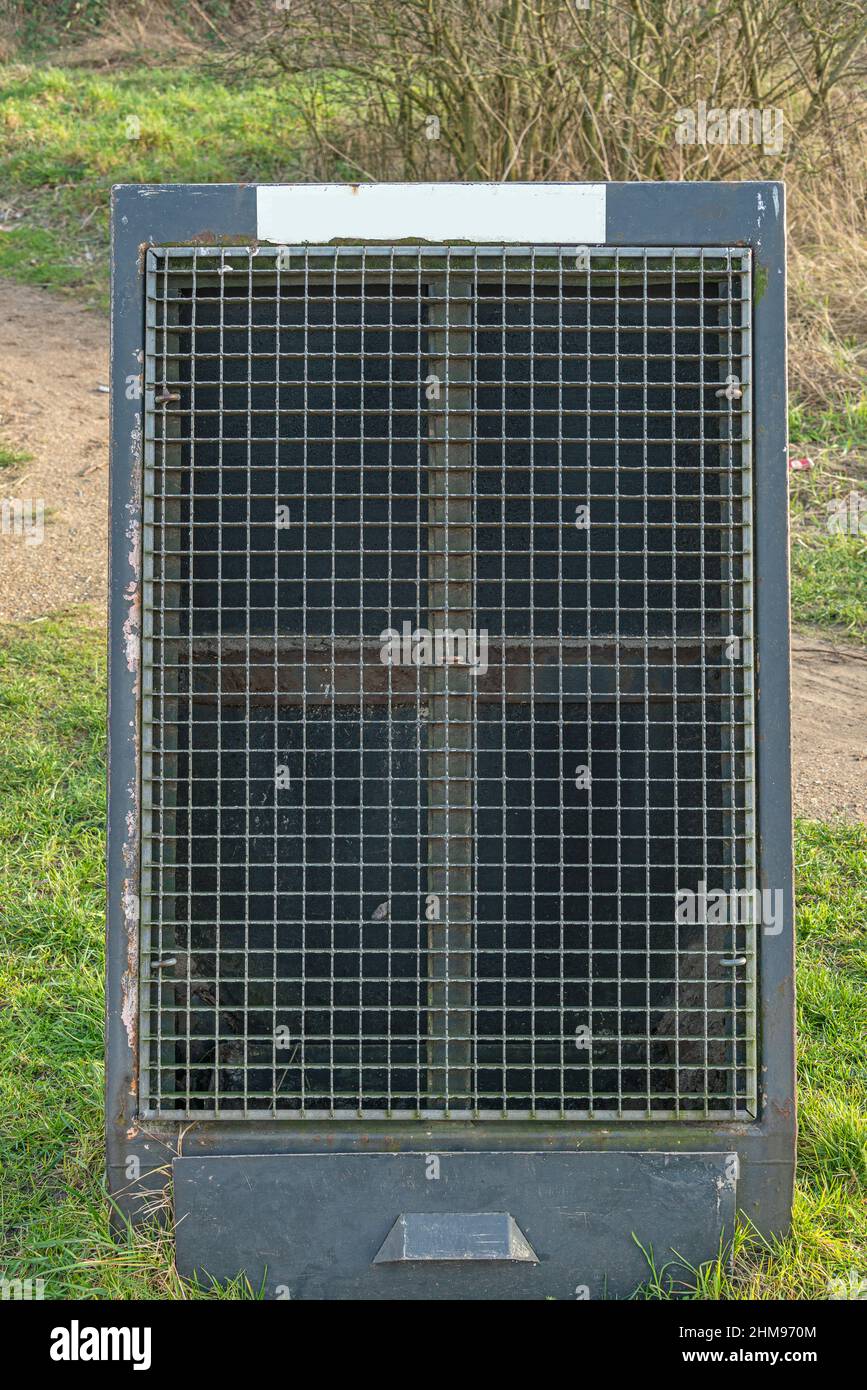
[374,1212,538,1264]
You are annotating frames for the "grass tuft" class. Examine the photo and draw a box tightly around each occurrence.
[790,397,867,454]
[0,437,32,469]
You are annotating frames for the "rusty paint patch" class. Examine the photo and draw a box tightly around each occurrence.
[130,411,143,476]
[193,229,245,246]
[123,580,140,675]
[121,877,140,1058]
[124,808,137,875]
[180,231,260,248]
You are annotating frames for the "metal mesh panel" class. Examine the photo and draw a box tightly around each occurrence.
[141,243,756,1120]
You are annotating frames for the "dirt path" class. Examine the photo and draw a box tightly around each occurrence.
[0,277,864,821]
[0,279,108,622]
[790,632,867,822]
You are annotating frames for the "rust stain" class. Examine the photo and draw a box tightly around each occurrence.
[187,231,259,248]
[121,875,139,1060]
[123,580,140,675]
[130,413,143,484]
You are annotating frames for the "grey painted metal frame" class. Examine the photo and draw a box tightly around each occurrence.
[107,183,793,1244]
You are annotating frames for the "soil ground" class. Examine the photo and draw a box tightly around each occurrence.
[1,277,864,821]
[0,278,108,621]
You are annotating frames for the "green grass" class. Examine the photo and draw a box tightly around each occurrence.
[0,615,865,1299]
[791,534,867,641]
[788,426,867,643]
[790,398,867,455]
[0,438,32,469]
[0,616,252,1297]
[0,64,309,308]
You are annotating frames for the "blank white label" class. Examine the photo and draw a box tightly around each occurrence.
[256,183,606,244]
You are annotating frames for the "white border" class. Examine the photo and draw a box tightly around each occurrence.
[257,183,606,244]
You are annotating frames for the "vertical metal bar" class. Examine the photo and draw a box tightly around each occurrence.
[426,261,473,1109]
[272,245,282,1112]
[215,247,226,1115]
[359,247,368,1116]
[159,253,182,1108]
[670,249,681,1118]
[499,249,508,1117]
[243,249,253,1116]
[329,250,338,1111]
[613,250,623,1120]
[470,247,480,1115]
[720,249,737,1114]
[556,249,565,1118]
[301,247,310,1112]
[641,247,651,1117]
[740,249,758,1117]
[384,245,394,1114]
[529,249,538,1116]
[584,248,596,1117]
[185,248,198,1112]
[139,249,158,1111]
[415,251,426,1115]
[699,247,709,1117]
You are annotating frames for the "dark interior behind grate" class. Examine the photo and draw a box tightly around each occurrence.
[141,245,755,1119]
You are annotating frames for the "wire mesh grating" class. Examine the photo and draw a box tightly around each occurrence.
[140,243,756,1121]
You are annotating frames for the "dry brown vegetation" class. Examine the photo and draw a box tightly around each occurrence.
[226,0,867,183]
[2,0,865,419]
[229,0,867,418]
[788,177,867,412]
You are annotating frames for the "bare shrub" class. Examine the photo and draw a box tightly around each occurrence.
[219,1,867,418]
[225,0,867,184]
